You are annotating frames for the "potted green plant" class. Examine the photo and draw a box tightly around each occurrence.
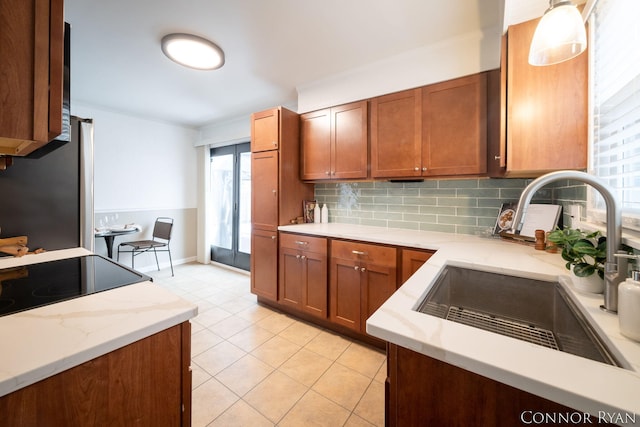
[546,227,606,293]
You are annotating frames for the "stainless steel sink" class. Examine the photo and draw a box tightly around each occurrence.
[415,265,628,367]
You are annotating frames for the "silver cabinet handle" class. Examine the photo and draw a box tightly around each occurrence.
[351,250,367,255]
[294,240,309,245]
[495,155,501,160]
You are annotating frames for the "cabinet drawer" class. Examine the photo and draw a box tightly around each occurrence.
[280,232,327,254]
[331,240,396,267]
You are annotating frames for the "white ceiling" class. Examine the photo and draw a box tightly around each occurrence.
[65,0,551,129]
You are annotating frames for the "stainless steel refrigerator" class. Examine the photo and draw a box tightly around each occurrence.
[0,116,94,252]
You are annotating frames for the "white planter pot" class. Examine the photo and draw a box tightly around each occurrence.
[570,266,604,293]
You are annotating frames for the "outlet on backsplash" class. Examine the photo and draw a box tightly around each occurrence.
[568,204,582,228]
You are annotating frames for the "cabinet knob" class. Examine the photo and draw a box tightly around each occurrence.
[271,235,276,240]
[296,254,301,259]
[331,171,335,175]
[414,167,420,171]
[325,171,330,175]
[272,189,277,194]
[422,167,427,171]
[354,265,360,271]
[360,267,366,273]
[272,141,277,146]
[301,255,306,260]
[494,155,501,160]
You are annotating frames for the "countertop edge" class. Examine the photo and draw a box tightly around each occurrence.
[0,249,198,397]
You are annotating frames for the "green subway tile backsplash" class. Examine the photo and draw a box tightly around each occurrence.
[314,178,586,235]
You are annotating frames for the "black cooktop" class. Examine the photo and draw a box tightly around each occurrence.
[0,255,151,317]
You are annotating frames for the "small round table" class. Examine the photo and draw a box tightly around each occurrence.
[94,228,138,259]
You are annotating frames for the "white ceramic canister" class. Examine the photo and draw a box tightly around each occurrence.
[619,271,640,342]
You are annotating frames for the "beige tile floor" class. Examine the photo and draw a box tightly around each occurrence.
[151,262,386,427]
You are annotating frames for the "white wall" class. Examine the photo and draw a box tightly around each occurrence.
[71,102,199,270]
[197,28,501,145]
[296,28,502,113]
[72,103,198,211]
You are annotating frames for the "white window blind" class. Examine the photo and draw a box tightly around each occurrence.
[590,0,640,229]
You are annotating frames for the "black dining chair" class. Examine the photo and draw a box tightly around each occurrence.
[117,217,174,276]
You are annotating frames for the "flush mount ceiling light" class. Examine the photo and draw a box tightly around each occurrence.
[161,33,225,70]
[528,0,587,66]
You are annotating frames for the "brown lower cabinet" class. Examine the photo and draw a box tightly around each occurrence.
[387,344,612,427]
[251,228,278,301]
[279,232,328,318]
[264,234,435,345]
[400,248,433,283]
[329,239,397,335]
[0,322,192,427]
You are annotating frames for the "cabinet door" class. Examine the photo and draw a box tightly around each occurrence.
[251,151,278,231]
[422,74,487,176]
[370,89,422,178]
[251,229,278,301]
[332,101,368,179]
[251,108,280,152]
[0,0,64,155]
[330,257,362,332]
[300,109,331,180]
[279,247,304,309]
[400,248,433,283]
[361,262,397,327]
[303,250,328,318]
[505,17,587,176]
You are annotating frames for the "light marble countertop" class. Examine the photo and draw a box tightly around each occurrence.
[279,223,640,420]
[0,248,198,398]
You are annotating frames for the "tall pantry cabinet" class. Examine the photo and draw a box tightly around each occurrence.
[250,107,314,302]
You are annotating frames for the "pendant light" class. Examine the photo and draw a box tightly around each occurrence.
[161,33,225,70]
[528,0,587,66]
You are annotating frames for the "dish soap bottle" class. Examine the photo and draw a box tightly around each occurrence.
[314,203,320,224]
[321,204,328,223]
[619,271,640,342]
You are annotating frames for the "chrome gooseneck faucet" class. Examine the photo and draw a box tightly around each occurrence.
[510,170,624,313]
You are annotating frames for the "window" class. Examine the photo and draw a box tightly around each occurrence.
[589,0,640,231]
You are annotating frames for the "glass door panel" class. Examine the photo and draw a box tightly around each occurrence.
[210,143,251,270]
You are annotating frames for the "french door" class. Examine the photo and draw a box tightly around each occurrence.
[210,143,251,270]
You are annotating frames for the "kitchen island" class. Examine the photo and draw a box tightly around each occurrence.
[279,223,640,425]
[0,248,197,426]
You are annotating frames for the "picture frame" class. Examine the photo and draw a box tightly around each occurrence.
[303,200,317,223]
[493,202,517,235]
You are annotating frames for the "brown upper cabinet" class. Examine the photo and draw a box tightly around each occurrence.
[490,16,588,177]
[0,0,65,157]
[251,108,281,152]
[300,101,368,180]
[371,73,487,179]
